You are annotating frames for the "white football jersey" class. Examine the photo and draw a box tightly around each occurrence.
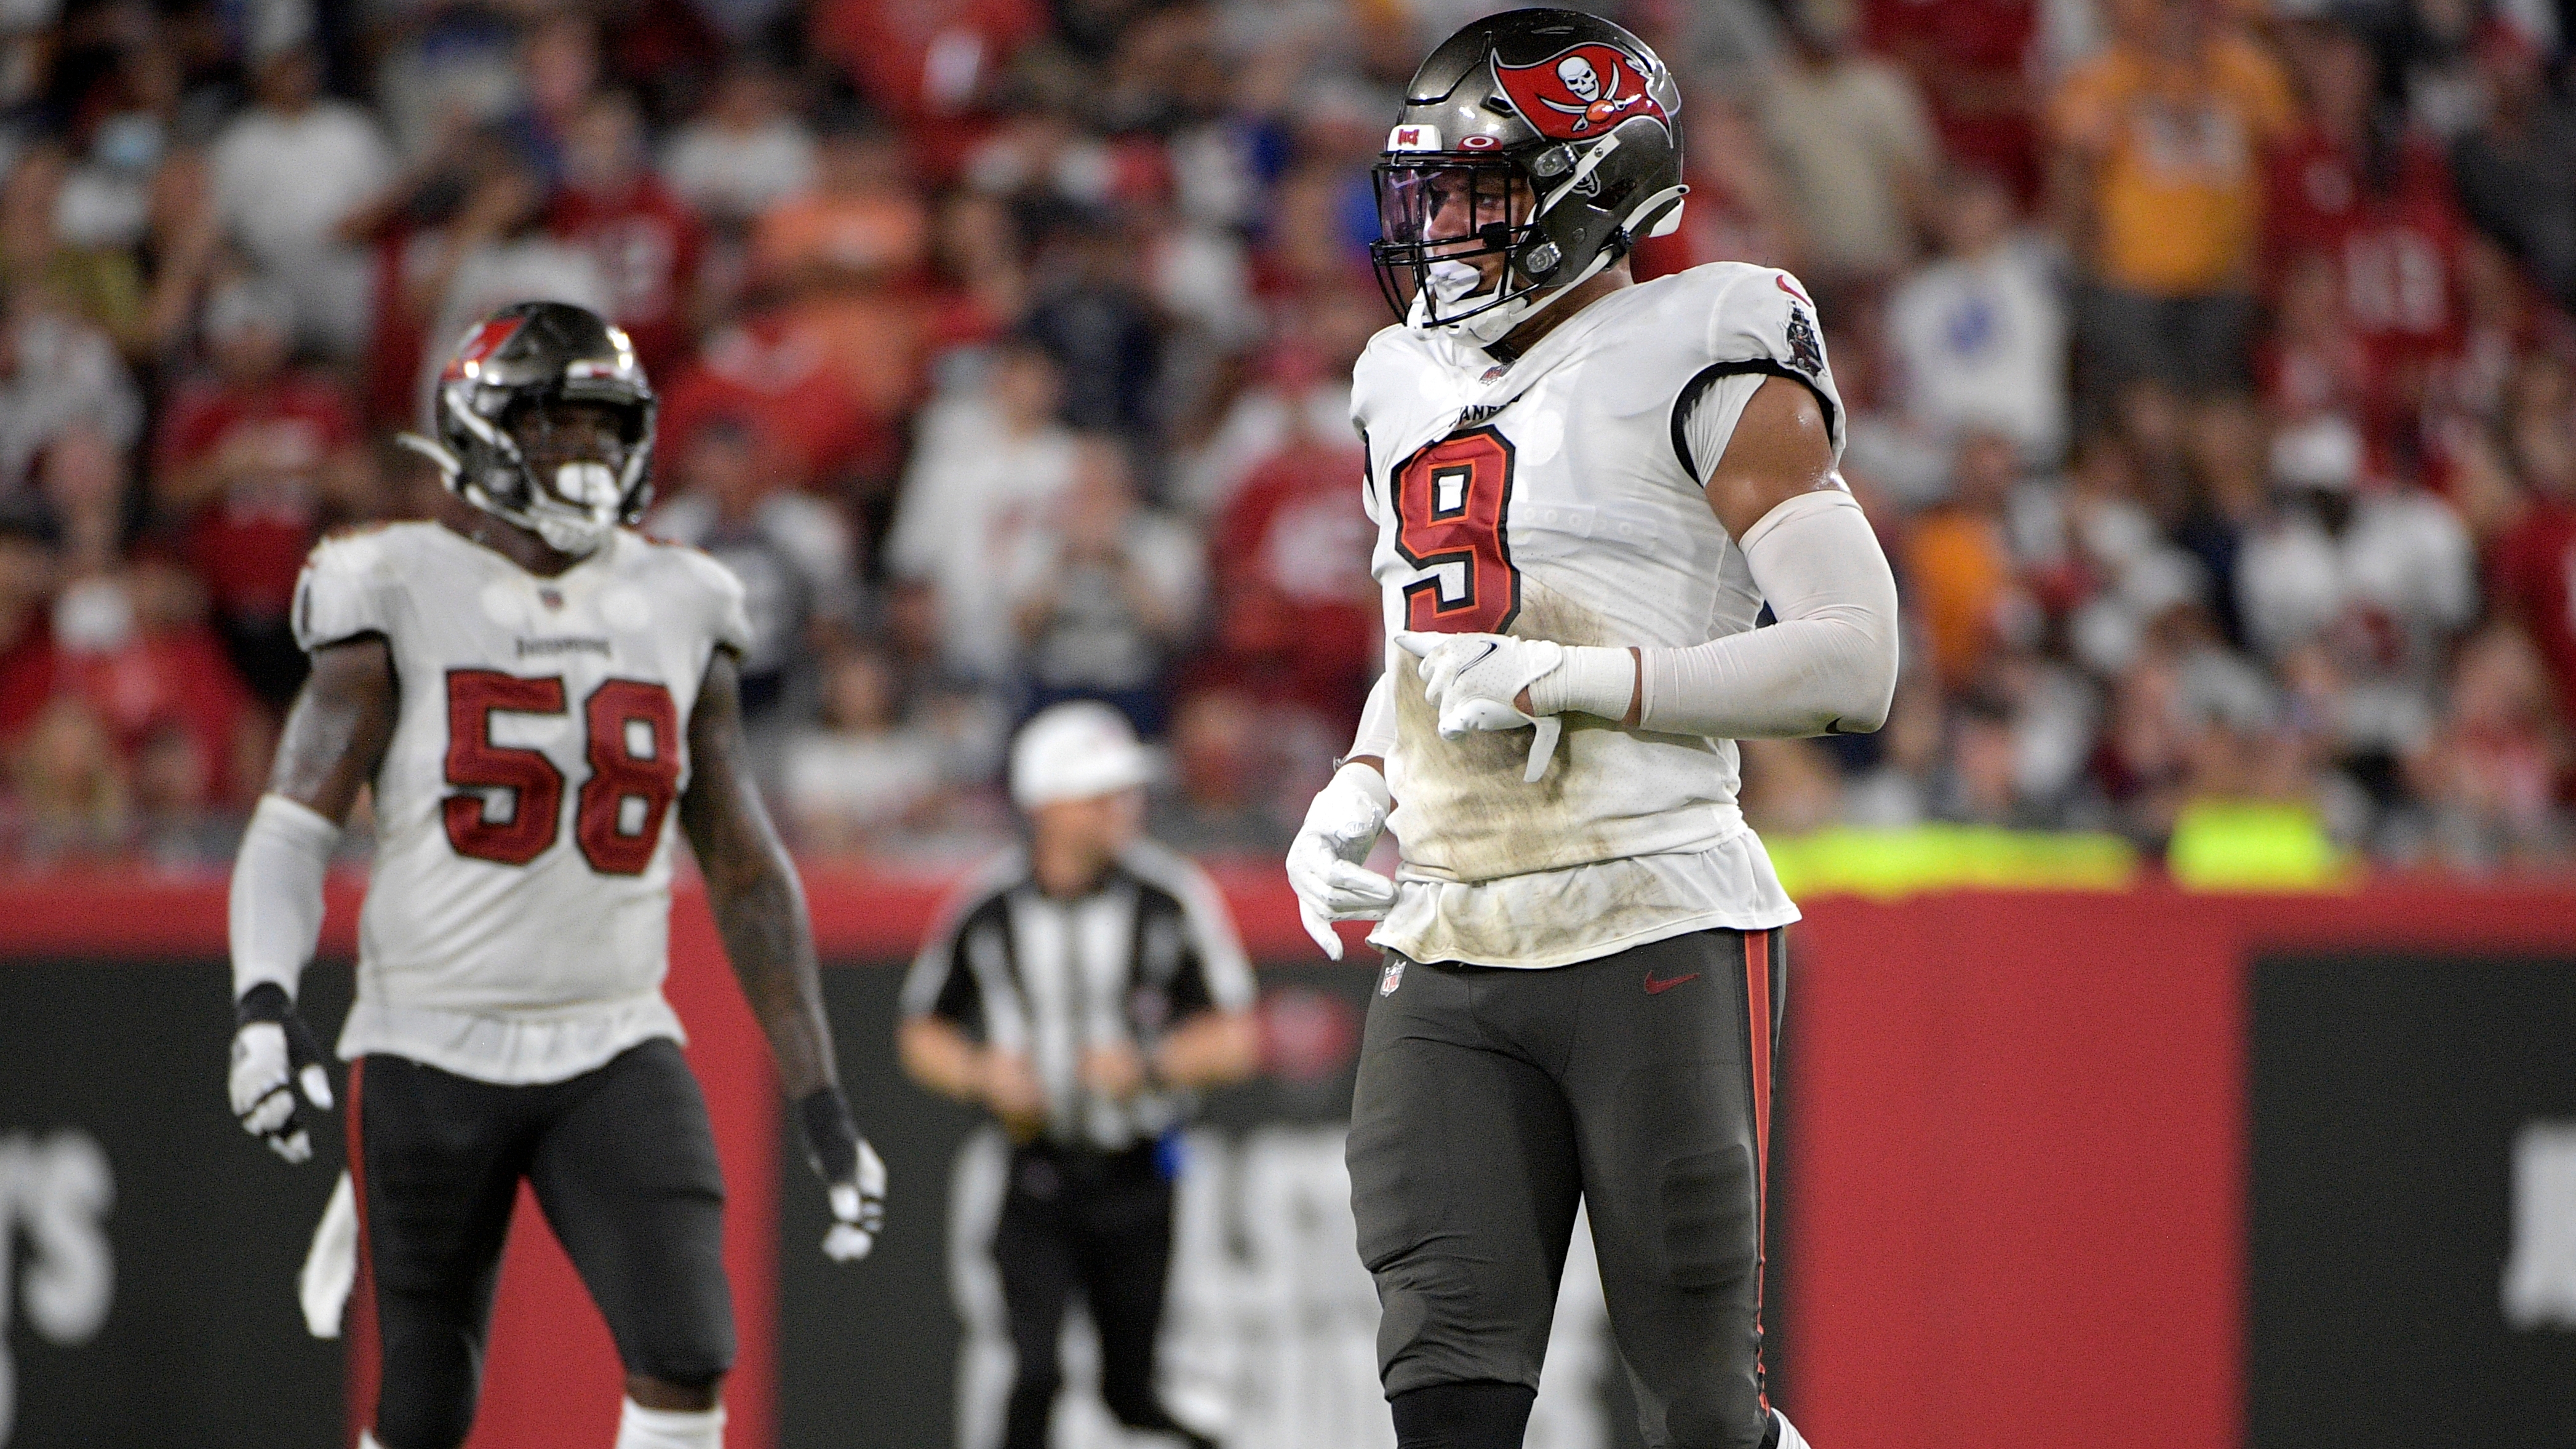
[293,522,752,1083]
[1355,262,1841,967]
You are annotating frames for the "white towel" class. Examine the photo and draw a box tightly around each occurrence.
[300,1169,357,1338]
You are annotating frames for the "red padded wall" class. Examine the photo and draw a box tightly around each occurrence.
[10,868,2574,1449]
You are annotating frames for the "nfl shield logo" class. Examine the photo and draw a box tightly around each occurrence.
[1381,960,1405,996]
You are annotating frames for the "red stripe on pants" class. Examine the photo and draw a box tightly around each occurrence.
[1746,929,1774,1415]
[345,1058,380,1448]
[1746,930,1773,1195]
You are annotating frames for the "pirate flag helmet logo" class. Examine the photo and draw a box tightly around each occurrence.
[1493,43,1671,139]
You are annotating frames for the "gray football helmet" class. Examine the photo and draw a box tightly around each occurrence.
[1370,9,1688,345]
[405,301,656,556]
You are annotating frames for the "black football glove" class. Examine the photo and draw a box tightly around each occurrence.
[230,983,335,1163]
[799,1086,887,1263]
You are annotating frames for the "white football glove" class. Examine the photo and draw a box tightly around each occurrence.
[230,984,335,1164]
[800,1087,888,1263]
[1286,762,1396,960]
[824,1141,890,1263]
[1393,631,1567,783]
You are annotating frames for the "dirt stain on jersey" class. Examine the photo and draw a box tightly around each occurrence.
[1393,578,1630,880]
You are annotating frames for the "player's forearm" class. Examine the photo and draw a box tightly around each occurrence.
[706,852,837,1100]
[230,639,395,1001]
[1152,1010,1259,1089]
[1637,612,1894,737]
[684,649,839,1100]
[1521,491,1897,739]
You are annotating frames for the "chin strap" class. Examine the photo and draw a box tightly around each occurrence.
[394,431,461,480]
[531,511,612,556]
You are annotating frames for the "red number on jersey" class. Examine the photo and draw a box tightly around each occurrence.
[1392,426,1520,634]
[575,678,684,876]
[442,671,683,871]
[444,670,570,866]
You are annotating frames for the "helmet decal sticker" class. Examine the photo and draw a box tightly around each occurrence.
[1492,43,1667,139]
[441,316,527,383]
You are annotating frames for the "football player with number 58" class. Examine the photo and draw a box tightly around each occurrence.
[1285,11,1900,1449]
[224,301,884,1449]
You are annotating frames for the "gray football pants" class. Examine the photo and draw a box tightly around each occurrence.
[1348,927,1787,1449]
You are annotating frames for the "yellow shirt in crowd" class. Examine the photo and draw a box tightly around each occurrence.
[2050,35,2297,297]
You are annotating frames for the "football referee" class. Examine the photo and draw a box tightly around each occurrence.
[900,702,1258,1449]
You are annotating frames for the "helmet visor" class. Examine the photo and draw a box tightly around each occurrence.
[506,397,642,474]
[1370,159,1533,322]
[1373,161,1524,249]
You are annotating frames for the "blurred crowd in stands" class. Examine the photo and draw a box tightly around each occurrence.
[2,0,2575,874]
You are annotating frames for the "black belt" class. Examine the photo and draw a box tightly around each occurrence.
[1009,1138,1163,1194]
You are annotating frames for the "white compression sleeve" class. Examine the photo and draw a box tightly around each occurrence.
[1344,666,1398,765]
[1636,489,1900,738]
[228,794,341,1001]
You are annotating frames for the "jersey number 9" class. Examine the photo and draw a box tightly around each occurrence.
[443,669,683,875]
[1392,426,1520,636]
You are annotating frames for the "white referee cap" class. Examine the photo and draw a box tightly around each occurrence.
[1010,701,1154,810]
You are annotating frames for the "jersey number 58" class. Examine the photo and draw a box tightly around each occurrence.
[1392,426,1520,635]
[443,670,682,875]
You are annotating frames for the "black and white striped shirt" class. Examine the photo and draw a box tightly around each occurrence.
[901,839,1256,1151]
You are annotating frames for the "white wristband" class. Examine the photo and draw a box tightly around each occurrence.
[1526,644,1637,722]
[1331,759,1393,813]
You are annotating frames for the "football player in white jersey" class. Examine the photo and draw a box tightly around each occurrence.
[223,301,885,1449]
[1285,12,1900,1449]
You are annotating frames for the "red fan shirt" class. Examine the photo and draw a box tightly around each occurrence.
[808,0,1047,176]
[1206,437,1381,724]
[154,372,361,622]
[2489,497,2576,733]
[2266,129,2468,372]
[62,615,257,799]
[658,313,882,489]
[0,617,57,747]
[549,177,708,380]
[1866,0,2043,199]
